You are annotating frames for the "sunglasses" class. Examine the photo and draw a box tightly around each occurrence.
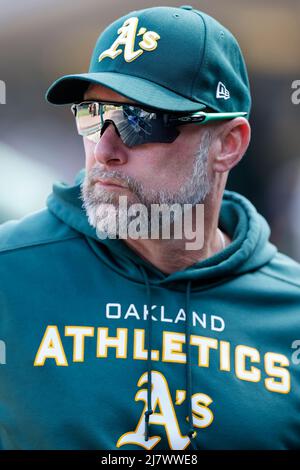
[71,101,247,148]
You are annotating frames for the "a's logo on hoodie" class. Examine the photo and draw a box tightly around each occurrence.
[116,370,213,449]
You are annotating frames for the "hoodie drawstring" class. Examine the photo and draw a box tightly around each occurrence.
[138,266,198,449]
[185,280,198,449]
[139,265,153,441]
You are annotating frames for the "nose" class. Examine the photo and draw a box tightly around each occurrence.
[93,121,128,167]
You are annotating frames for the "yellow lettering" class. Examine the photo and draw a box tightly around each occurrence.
[190,336,218,367]
[34,325,68,366]
[264,352,290,394]
[235,345,260,382]
[133,329,159,360]
[65,326,94,362]
[96,327,127,358]
[162,332,186,363]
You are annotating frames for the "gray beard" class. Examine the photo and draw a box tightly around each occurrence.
[80,129,213,239]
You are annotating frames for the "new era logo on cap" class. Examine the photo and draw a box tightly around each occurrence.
[216,82,230,100]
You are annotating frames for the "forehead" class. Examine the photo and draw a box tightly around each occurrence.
[83,83,137,104]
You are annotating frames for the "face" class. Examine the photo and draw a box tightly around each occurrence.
[80,83,214,237]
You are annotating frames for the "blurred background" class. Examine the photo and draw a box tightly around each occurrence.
[0,0,299,259]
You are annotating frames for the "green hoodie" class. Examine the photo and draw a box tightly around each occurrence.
[0,169,300,450]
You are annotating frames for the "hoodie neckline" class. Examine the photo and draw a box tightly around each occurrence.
[47,169,277,292]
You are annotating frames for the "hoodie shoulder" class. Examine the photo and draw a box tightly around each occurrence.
[260,251,300,290]
[0,208,81,255]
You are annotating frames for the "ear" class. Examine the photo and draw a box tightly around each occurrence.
[212,118,251,173]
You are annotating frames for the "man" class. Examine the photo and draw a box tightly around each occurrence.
[0,5,300,450]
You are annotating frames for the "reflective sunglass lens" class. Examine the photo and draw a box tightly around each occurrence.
[73,102,180,146]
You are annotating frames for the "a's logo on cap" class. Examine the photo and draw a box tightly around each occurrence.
[216,82,230,100]
[98,17,160,63]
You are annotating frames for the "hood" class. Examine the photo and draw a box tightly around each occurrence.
[46,169,277,449]
[46,168,277,291]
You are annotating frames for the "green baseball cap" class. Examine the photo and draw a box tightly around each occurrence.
[46,5,251,116]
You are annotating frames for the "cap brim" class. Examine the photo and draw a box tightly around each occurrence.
[45,72,207,113]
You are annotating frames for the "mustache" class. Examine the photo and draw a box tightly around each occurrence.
[87,167,140,193]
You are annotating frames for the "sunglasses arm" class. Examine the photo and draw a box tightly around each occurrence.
[168,111,247,126]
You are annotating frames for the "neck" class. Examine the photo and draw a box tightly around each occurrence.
[123,194,230,274]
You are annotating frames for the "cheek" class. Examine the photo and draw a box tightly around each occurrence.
[140,140,192,181]
[149,147,191,187]
[163,141,193,175]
